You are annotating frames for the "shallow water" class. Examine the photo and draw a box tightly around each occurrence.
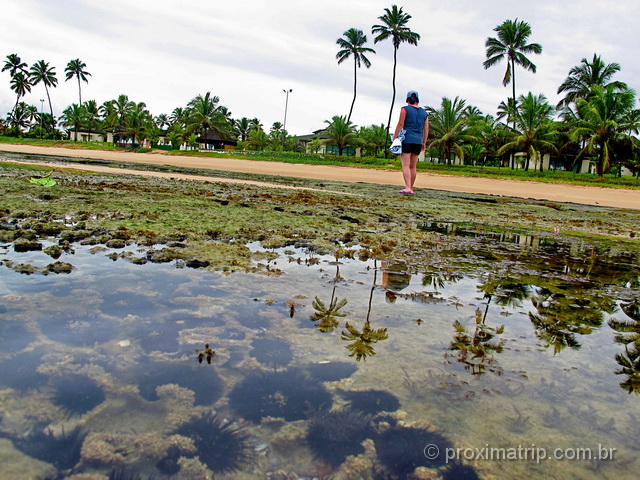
[0,231,639,480]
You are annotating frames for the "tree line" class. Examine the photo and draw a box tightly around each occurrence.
[2,5,639,176]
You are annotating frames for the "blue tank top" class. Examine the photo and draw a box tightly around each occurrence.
[402,105,428,144]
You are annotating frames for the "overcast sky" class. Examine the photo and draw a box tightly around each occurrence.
[2,0,639,135]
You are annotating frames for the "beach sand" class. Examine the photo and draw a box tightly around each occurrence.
[1,143,639,210]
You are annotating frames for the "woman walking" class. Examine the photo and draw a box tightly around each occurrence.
[393,90,429,194]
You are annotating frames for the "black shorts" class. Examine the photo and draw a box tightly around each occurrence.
[402,143,422,155]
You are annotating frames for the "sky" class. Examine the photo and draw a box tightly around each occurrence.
[1,0,639,136]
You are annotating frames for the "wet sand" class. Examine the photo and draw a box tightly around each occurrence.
[1,143,639,209]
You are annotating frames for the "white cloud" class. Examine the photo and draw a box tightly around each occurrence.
[1,0,638,135]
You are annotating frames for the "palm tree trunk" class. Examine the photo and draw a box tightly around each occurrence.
[347,58,357,123]
[384,46,399,153]
[77,76,82,105]
[45,85,54,130]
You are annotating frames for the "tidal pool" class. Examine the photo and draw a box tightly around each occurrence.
[0,228,639,480]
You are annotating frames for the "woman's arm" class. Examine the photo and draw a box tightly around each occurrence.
[422,117,429,148]
[393,107,406,139]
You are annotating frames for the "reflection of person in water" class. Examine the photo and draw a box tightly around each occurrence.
[381,262,412,303]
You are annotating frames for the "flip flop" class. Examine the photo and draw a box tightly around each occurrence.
[399,189,414,194]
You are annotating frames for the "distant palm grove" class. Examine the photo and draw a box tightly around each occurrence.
[2,5,639,177]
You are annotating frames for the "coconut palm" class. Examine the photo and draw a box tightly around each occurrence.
[557,54,627,109]
[83,100,101,141]
[336,28,375,123]
[358,123,388,157]
[59,103,86,141]
[483,19,542,126]
[324,115,357,156]
[232,117,253,141]
[426,96,478,165]
[571,85,639,175]
[10,102,31,131]
[372,5,420,147]
[29,60,58,124]
[2,53,28,77]
[498,92,557,171]
[247,128,269,151]
[65,58,91,105]
[8,72,32,127]
[154,113,169,130]
[123,102,153,146]
[187,92,228,148]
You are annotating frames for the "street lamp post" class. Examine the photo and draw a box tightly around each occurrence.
[282,88,292,145]
[39,99,44,140]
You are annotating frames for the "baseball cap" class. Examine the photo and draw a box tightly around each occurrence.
[407,90,419,100]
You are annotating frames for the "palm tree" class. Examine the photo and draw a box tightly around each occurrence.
[498,92,557,171]
[2,53,28,77]
[358,124,388,157]
[336,28,375,123]
[83,100,101,141]
[59,103,86,141]
[123,102,153,146]
[426,97,478,164]
[187,92,227,149]
[324,115,357,156]
[29,60,58,125]
[247,128,269,151]
[232,117,253,141]
[154,113,169,130]
[571,85,639,175]
[372,5,420,147]
[10,102,31,132]
[483,19,542,126]
[65,58,91,105]
[8,72,32,127]
[557,54,627,109]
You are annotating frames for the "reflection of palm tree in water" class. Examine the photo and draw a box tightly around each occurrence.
[609,299,640,394]
[310,260,389,361]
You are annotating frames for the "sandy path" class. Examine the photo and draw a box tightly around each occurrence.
[1,144,639,210]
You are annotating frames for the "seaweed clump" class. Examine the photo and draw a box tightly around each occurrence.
[229,368,332,422]
[342,389,400,415]
[374,424,453,478]
[306,409,374,467]
[50,374,106,417]
[176,412,250,474]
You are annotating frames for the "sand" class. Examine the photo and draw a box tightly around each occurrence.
[1,143,639,210]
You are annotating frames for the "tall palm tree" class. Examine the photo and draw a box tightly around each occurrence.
[336,28,375,123]
[426,96,478,164]
[372,5,420,147]
[29,60,58,125]
[3,54,30,125]
[324,115,357,156]
[571,85,639,175]
[556,54,627,109]
[483,19,542,125]
[498,93,557,171]
[2,53,28,77]
[8,72,32,127]
[65,58,91,105]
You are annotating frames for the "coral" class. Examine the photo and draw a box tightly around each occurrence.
[50,374,106,417]
[306,409,374,467]
[250,336,293,368]
[229,368,333,422]
[176,411,250,474]
[342,390,400,415]
[304,361,358,382]
[374,425,453,478]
